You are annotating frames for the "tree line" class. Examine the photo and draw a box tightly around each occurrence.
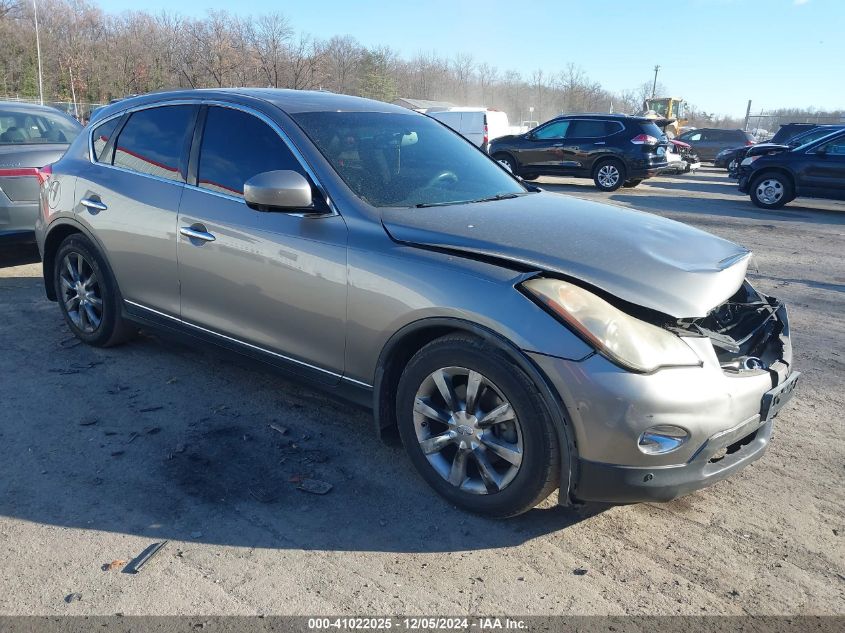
[1,0,840,130]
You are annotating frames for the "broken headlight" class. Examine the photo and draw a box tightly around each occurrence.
[522,278,702,373]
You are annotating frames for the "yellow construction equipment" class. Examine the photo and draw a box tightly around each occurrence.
[643,97,687,138]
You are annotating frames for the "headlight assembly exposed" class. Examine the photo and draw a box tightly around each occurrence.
[522,278,701,373]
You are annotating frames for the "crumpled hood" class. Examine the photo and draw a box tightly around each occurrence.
[746,143,790,157]
[381,193,751,318]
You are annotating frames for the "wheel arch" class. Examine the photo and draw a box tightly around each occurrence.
[41,218,98,301]
[373,316,578,504]
[490,150,519,168]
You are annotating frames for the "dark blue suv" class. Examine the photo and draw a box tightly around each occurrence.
[738,128,845,209]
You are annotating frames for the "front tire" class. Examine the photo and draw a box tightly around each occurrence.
[623,179,643,188]
[396,334,560,517]
[593,159,626,191]
[53,234,134,347]
[750,172,792,209]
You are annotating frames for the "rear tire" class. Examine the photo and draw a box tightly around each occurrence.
[750,172,792,210]
[593,159,626,191]
[396,334,561,517]
[53,234,135,347]
[493,154,518,175]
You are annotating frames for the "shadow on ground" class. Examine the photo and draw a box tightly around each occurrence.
[0,277,604,554]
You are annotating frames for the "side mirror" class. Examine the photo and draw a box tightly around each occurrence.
[816,147,828,156]
[244,170,313,211]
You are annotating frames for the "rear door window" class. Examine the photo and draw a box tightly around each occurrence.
[567,120,608,138]
[197,106,306,198]
[817,135,845,156]
[113,105,195,182]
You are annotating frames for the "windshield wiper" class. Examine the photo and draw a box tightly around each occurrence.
[414,200,467,208]
[414,191,532,208]
[469,192,530,204]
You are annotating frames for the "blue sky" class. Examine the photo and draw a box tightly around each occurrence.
[101,0,842,117]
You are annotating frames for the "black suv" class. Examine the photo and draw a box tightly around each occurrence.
[676,128,755,162]
[738,128,845,209]
[488,114,668,191]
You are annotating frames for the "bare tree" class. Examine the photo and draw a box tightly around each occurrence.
[286,34,324,90]
[2,0,834,131]
[323,35,361,94]
[250,12,292,88]
[451,52,474,102]
[477,62,497,105]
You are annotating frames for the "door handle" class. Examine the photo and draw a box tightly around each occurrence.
[80,197,107,211]
[180,226,216,242]
[593,141,606,145]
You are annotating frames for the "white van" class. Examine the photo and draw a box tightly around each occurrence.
[426,108,510,150]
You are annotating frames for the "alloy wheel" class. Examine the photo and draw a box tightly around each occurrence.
[412,366,523,495]
[597,164,620,188]
[756,178,784,205]
[497,158,514,173]
[59,252,103,334]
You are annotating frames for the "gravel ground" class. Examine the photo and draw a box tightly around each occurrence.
[0,168,842,616]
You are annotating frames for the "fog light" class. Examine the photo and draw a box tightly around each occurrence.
[638,425,690,455]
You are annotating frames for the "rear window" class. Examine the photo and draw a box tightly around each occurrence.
[0,108,81,145]
[639,122,665,138]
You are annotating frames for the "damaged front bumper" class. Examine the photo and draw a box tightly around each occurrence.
[528,284,798,504]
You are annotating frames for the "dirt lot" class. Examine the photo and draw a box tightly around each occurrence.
[0,168,842,616]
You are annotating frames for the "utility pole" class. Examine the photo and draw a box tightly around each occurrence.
[743,99,752,131]
[33,0,44,105]
[68,65,78,120]
[651,65,660,98]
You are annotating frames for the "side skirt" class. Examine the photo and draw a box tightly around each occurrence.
[122,300,373,409]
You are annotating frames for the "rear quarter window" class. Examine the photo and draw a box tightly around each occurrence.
[91,117,122,163]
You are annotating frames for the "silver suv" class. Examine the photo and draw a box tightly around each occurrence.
[35,90,799,517]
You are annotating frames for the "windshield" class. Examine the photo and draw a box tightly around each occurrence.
[291,111,526,208]
[790,127,844,148]
[645,99,668,116]
[0,108,81,145]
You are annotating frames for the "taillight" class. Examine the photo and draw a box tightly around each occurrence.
[37,163,53,186]
[630,134,659,145]
[483,123,489,146]
[745,140,755,146]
